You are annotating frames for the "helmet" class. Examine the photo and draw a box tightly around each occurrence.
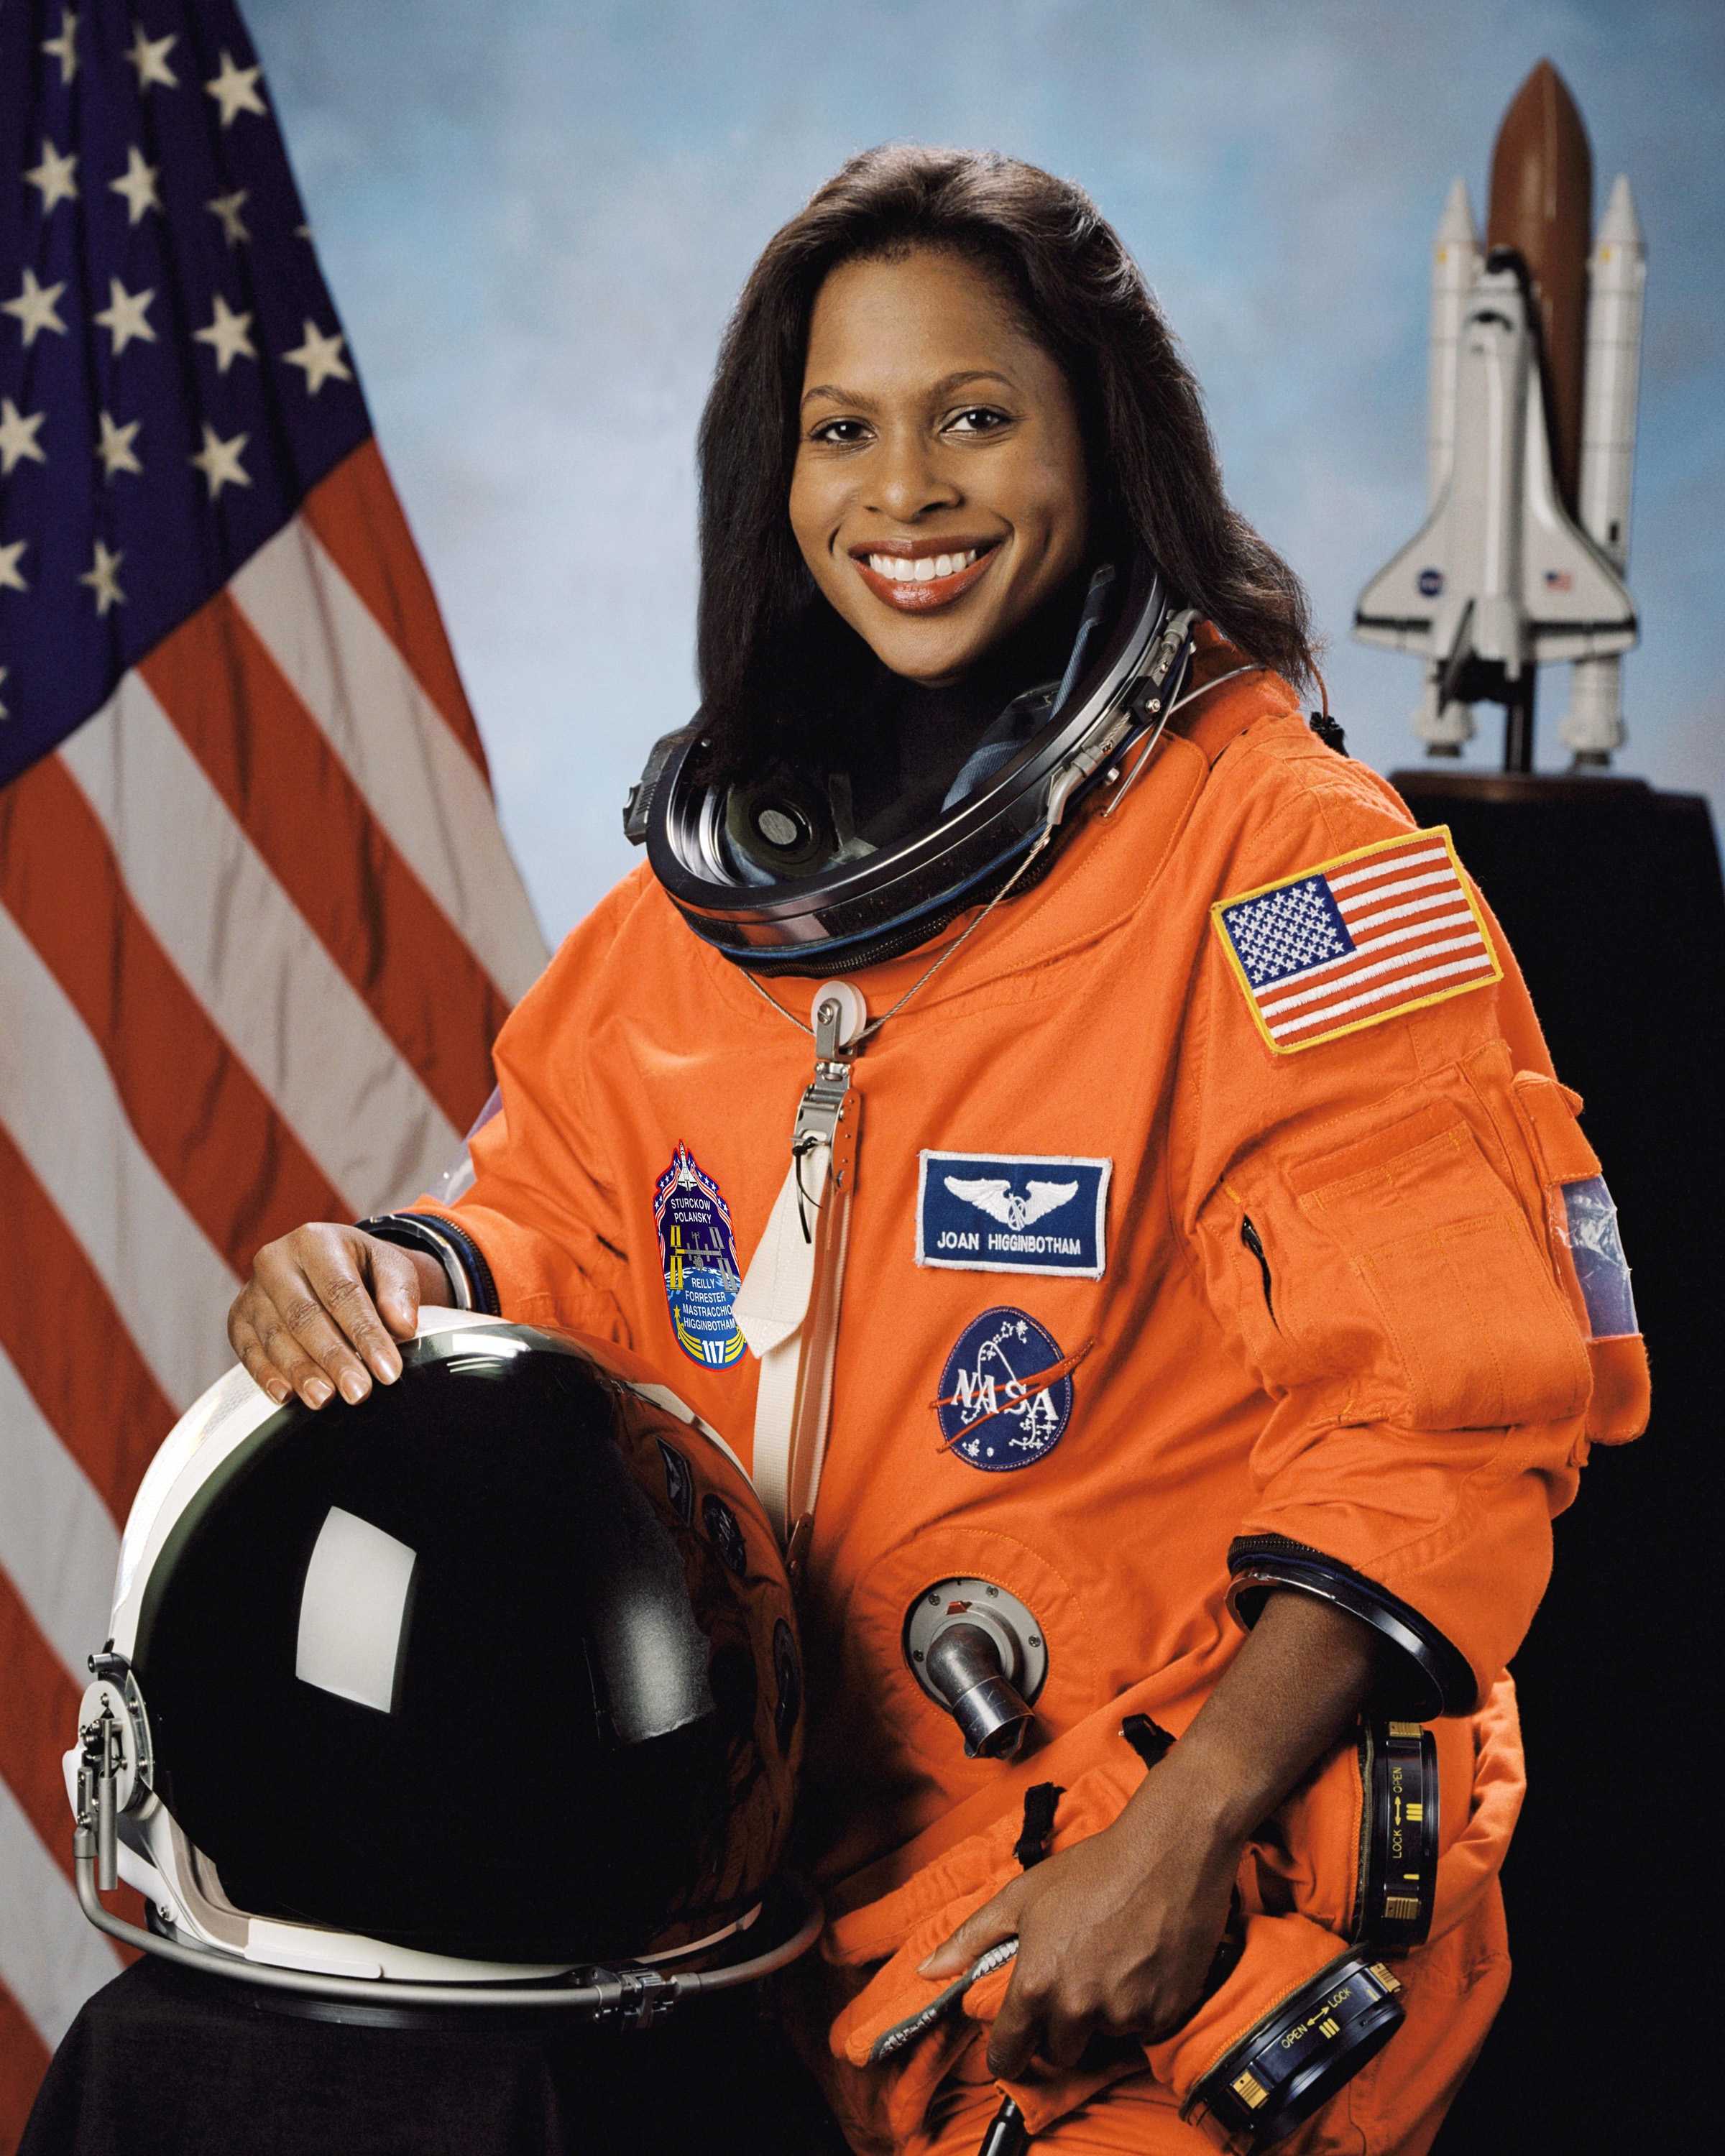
[626,556,1197,974]
[68,1313,810,2004]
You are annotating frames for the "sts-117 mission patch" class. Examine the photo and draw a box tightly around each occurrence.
[653,1144,745,1370]
[1213,826,1500,1054]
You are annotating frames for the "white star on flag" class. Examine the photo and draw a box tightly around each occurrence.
[190,422,251,498]
[40,8,78,86]
[206,188,250,247]
[0,397,47,475]
[93,277,157,356]
[79,537,125,615]
[124,23,179,91]
[0,538,28,592]
[204,50,266,128]
[0,665,8,719]
[109,146,163,226]
[3,268,68,348]
[95,410,143,481]
[194,294,257,374]
[23,139,79,215]
[283,319,353,394]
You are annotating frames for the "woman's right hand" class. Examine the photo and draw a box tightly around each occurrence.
[226,1225,448,1411]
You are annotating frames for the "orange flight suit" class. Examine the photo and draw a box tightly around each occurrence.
[408,630,1647,2152]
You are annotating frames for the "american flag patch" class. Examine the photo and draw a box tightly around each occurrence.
[1213,826,1501,1054]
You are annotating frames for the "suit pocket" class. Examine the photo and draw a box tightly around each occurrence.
[1286,1099,1592,1431]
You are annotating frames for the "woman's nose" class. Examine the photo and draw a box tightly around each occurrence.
[868,428,961,523]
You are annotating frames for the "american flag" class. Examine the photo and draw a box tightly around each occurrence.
[1215,826,1501,1054]
[0,4,546,2128]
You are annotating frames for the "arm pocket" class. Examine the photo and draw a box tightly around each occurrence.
[1286,1100,1592,1432]
[1509,1073,1649,1447]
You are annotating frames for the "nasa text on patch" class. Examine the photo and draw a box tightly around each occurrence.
[916,1151,1110,1278]
[934,1307,1075,1471]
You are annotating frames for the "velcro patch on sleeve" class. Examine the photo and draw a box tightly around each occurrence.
[1211,825,1501,1054]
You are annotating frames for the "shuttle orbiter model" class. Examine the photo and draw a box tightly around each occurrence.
[1354,62,1647,768]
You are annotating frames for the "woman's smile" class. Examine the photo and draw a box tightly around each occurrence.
[849,537,1003,611]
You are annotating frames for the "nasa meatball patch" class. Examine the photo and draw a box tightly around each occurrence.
[916,1151,1110,1278]
[653,1144,746,1369]
[934,1307,1075,1472]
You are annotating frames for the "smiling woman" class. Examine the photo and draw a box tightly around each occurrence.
[231,140,1642,2156]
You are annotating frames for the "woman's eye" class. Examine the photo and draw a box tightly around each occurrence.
[809,418,870,446]
[946,407,1010,434]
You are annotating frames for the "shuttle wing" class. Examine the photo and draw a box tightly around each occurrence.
[1519,396,1637,660]
[1353,505,1453,656]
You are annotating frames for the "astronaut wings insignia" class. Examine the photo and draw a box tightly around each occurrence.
[918,1153,1110,1279]
[944,1177,1080,1231]
[1213,825,1501,1054]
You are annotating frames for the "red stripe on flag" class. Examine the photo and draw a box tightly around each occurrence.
[0,1573,83,1881]
[0,758,347,1273]
[0,1578,141,1939]
[139,595,507,1133]
[0,1978,51,2154]
[300,439,490,779]
[0,1128,177,1525]
[1328,836,1449,888]
[0,1577,142,1996]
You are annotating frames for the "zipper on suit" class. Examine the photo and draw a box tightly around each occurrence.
[1239,1214,1275,1323]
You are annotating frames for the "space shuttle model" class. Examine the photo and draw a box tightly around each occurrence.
[1354,61,1646,768]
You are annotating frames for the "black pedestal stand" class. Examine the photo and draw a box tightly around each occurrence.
[1393,768,1722,2153]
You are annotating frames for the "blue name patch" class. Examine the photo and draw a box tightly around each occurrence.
[916,1151,1110,1279]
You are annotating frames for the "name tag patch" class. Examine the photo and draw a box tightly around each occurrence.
[916,1151,1109,1279]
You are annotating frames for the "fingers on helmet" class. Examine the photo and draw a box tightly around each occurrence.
[252,1250,372,1406]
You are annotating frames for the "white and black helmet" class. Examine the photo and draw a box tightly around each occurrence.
[67,1314,814,2009]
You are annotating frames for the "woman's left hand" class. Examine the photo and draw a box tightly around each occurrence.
[916,1756,1243,2079]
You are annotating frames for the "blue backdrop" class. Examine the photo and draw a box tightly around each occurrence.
[249,0,1724,940]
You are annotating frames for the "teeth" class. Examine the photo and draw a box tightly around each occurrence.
[864,546,984,583]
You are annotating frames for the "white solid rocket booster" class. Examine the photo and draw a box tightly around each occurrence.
[1562,175,1647,759]
[1416,180,1485,752]
[1427,178,1484,504]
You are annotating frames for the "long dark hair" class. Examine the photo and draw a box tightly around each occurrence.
[694,144,1317,778]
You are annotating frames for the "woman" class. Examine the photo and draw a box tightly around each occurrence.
[227,148,1642,2153]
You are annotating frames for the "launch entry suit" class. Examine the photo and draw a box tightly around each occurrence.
[407,630,1647,2153]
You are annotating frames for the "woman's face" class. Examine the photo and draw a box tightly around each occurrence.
[788,247,1090,686]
